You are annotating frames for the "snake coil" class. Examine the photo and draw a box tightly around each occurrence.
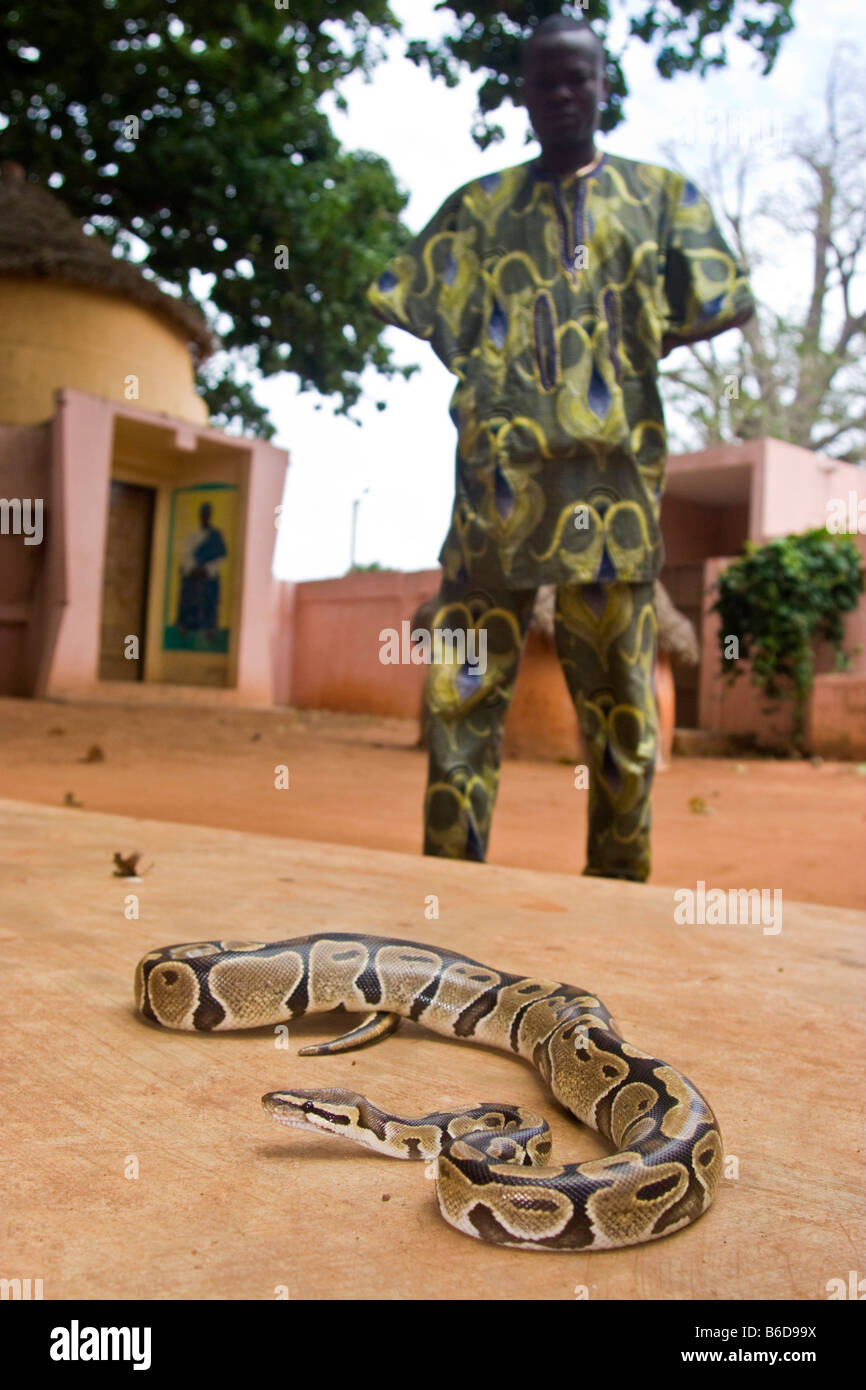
[135,932,722,1251]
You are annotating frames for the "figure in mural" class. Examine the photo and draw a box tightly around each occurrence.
[368,14,754,881]
[176,502,227,642]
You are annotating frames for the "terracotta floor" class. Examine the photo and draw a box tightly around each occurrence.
[1,697,864,910]
[2,798,863,1299]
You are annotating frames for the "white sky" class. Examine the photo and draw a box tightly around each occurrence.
[251,0,864,581]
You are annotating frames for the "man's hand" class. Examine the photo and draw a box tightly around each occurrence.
[660,306,754,359]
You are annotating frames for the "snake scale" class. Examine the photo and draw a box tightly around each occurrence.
[135,932,722,1251]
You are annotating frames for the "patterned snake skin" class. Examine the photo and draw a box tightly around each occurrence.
[135,932,722,1251]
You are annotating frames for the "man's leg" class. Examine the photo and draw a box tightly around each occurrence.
[422,579,536,860]
[553,581,658,882]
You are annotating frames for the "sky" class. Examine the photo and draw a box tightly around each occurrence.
[244,0,864,581]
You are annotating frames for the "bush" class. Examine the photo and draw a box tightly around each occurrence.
[711,528,865,752]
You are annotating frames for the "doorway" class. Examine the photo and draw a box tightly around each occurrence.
[99,480,156,681]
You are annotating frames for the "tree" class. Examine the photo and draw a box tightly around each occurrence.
[1,2,798,435]
[0,1,413,434]
[658,50,866,463]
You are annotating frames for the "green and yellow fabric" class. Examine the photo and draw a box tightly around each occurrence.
[421,578,657,880]
[368,153,753,879]
[368,152,753,589]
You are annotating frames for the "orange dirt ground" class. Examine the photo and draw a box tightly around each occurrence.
[1,696,864,910]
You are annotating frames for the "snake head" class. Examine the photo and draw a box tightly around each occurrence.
[263,1088,362,1136]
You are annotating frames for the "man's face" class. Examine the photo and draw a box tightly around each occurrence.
[523,31,606,153]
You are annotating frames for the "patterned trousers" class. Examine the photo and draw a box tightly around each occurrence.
[421,577,658,882]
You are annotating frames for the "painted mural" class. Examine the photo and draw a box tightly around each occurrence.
[163,484,237,653]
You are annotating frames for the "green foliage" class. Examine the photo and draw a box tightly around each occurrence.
[195,368,275,440]
[0,0,411,426]
[1,2,797,430]
[712,528,865,750]
[406,2,795,149]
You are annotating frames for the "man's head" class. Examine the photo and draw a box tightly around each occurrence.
[521,15,607,161]
[199,502,212,528]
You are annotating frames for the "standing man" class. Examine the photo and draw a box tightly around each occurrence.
[368,14,754,881]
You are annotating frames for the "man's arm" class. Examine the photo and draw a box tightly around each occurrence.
[660,304,755,358]
[660,174,756,359]
[365,183,481,369]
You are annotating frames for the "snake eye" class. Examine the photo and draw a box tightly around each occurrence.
[303,1101,315,1113]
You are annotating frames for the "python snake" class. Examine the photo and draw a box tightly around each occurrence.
[135,932,722,1251]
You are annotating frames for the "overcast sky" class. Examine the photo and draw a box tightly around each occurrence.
[255,0,863,582]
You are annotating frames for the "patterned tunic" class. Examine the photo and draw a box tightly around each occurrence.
[368,152,755,589]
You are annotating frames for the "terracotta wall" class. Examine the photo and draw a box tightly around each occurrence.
[662,496,750,566]
[277,568,441,717]
[278,532,866,759]
[275,568,582,760]
[809,674,866,759]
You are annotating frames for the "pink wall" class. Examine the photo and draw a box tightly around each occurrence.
[271,578,296,716]
[42,390,288,704]
[279,568,441,716]
[231,440,288,706]
[0,388,288,704]
[662,438,865,558]
[275,570,583,759]
[6,423,864,754]
[809,674,866,758]
[278,437,866,756]
[759,440,865,540]
[274,574,671,764]
[42,391,115,693]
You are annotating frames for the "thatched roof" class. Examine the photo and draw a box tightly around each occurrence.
[412,580,700,664]
[0,161,214,362]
